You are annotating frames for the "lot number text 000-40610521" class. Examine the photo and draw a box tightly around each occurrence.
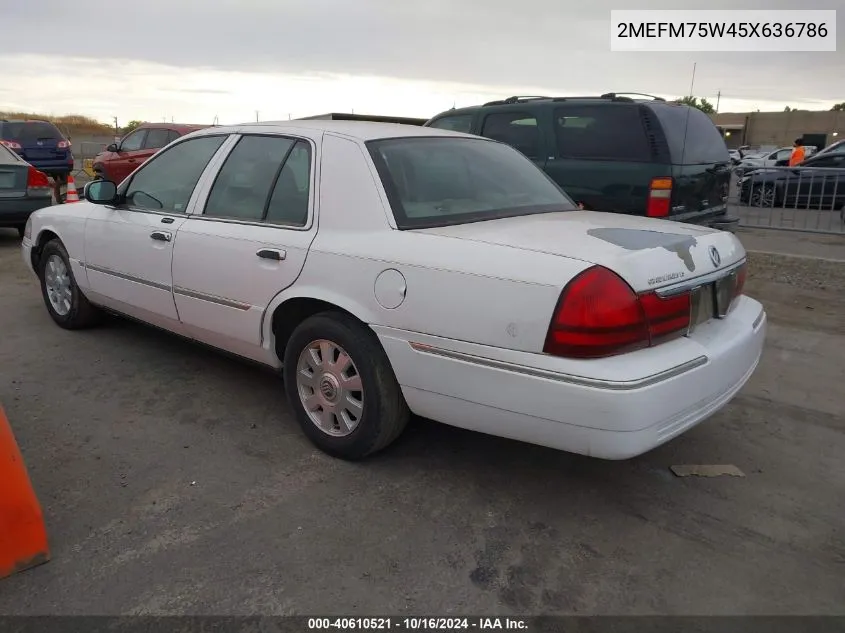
[609,9,837,51]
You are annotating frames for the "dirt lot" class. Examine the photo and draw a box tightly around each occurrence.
[0,228,843,616]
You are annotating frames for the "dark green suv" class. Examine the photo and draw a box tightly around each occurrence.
[424,94,738,231]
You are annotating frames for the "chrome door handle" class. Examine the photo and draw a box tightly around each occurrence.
[256,248,286,261]
[150,231,171,242]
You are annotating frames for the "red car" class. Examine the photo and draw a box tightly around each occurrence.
[92,122,208,183]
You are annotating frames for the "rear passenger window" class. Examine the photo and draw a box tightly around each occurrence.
[204,135,295,221]
[144,129,171,150]
[265,140,311,226]
[554,106,650,162]
[481,112,540,159]
[167,130,181,144]
[428,114,474,134]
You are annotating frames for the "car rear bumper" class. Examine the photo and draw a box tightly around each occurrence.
[673,206,740,232]
[374,296,766,459]
[0,197,52,226]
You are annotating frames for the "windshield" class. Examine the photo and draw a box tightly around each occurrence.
[367,137,575,229]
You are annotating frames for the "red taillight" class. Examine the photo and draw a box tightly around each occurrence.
[543,266,691,359]
[26,166,51,196]
[1,140,22,150]
[647,177,672,218]
[57,140,71,149]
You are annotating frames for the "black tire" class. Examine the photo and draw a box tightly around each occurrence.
[283,311,409,460]
[38,239,101,329]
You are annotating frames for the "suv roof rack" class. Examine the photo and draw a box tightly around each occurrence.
[482,96,552,106]
[600,92,666,102]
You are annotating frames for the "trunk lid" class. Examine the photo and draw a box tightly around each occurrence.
[414,211,744,292]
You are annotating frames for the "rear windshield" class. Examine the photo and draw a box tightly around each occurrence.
[367,137,575,229]
[0,121,64,142]
[0,143,24,165]
[650,105,729,165]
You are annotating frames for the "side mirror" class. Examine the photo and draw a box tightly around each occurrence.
[106,143,119,152]
[84,180,118,205]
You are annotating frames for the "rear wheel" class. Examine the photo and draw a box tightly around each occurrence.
[283,312,409,460]
[38,239,101,329]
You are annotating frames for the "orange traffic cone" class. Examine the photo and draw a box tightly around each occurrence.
[64,175,79,203]
[0,404,49,579]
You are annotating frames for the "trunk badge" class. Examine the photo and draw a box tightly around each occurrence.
[709,246,721,267]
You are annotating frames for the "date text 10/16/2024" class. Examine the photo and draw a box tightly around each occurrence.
[308,618,528,630]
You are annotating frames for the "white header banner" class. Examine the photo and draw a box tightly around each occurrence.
[610,10,837,52]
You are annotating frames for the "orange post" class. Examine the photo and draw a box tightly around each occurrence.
[0,405,49,579]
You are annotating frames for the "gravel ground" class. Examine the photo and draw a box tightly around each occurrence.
[0,227,843,616]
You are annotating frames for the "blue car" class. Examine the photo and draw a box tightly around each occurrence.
[0,119,74,180]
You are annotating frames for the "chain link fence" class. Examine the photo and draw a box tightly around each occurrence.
[729,167,845,235]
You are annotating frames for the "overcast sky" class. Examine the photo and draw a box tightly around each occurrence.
[1,0,842,126]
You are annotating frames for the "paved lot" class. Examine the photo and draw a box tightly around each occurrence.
[0,228,843,615]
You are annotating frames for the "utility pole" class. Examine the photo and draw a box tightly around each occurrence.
[112,116,119,133]
[255,110,259,122]
[716,90,721,113]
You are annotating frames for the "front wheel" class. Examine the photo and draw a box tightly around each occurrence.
[38,239,102,329]
[749,184,778,208]
[283,312,409,460]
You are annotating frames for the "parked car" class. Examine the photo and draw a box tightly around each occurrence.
[739,148,845,210]
[812,138,845,158]
[728,149,741,164]
[425,94,738,231]
[22,122,766,461]
[735,146,793,174]
[92,122,207,184]
[0,142,53,236]
[0,119,74,181]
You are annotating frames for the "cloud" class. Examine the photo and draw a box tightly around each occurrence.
[0,0,842,121]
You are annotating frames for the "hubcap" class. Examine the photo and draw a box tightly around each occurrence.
[750,186,774,208]
[44,254,73,316]
[296,340,364,437]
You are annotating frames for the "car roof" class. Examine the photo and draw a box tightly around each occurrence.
[190,120,476,142]
[137,122,208,132]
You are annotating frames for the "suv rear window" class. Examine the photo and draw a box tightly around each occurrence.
[367,137,574,229]
[0,121,64,142]
[554,105,651,162]
[649,104,729,165]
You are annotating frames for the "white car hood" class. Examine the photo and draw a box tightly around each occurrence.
[414,211,744,293]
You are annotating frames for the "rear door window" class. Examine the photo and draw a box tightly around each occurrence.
[427,114,475,133]
[480,112,541,160]
[650,104,730,165]
[144,128,171,150]
[554,105,651,162]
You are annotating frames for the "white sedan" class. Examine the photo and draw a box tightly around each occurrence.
[21,121,766,461]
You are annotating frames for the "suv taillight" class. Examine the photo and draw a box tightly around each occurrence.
[1,140,22,150]
[543,266,691,359]
[57,140,71,149]
[26,166,51,196]
[647,177,672,217]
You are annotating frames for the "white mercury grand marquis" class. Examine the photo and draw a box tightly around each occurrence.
[21,121,766,461]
